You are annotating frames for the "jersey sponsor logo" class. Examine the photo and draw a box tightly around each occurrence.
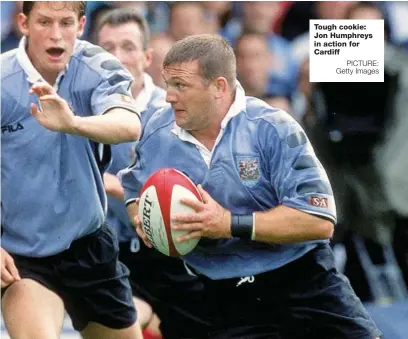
[236,156,260,187]
[309,196,329,208]
[1,123,24,134]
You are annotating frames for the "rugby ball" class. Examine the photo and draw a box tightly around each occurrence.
[138,168,202,256]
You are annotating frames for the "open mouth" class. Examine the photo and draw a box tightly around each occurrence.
[46,47,65,59]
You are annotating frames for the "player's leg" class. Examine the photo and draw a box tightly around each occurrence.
[119,239,210,338]
[117,241,155,329]
[57,225,142,339]
[143,313,162,338]
[118,242,163,337]
[131,255,212,339]
[1,279,65,339]
[81,321,143,339]
[280,244,382,339]
[133,296,153,328]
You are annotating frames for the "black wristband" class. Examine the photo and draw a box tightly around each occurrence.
[125,199,137,207]
[231,214,253,239]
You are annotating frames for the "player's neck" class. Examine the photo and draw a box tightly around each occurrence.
[190,96,234,151]
[191,129,219,151]
[39,70,58,86]
[26,48,59,86]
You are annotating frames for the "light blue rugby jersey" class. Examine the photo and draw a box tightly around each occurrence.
[119,85,336,280]
[1,38,138,257]
[106,72,167,243]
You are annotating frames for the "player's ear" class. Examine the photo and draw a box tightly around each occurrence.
[144,47,153,69]
[213,77,228,99]
[77,16,86,38]
[18,13,29,37]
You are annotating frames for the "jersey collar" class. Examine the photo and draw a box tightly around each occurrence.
[134,72,155,112]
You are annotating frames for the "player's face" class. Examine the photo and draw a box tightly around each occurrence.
[18,2,85,80]
[98,23,152,85]
[236,36,270,89]
[163,60,216,131]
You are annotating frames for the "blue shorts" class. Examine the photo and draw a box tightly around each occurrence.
[2,225,137,331]
[195,244,382,339]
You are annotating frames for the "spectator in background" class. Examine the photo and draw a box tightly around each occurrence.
[201,1,233,33]
[307,1,402,302]
[97,8,167,120]
[350,1,408,293]
[278,2,314,42]
[1,1,15,40]
[222,1,298,98]
[348,1,383,19]
[291,57,314,124]
[85,1,171,40]
[168,2,208,41]
[235,33,272,98]
[146,33,175,89]
[235,32,290,111]
[382,1,408,51]
[83,2,113,43]
[104,0,162,33]
[291,1,357,64]
[106,1,148,13]
[317,0,358,19]
[1,1,23,52]
[347,1,391,40]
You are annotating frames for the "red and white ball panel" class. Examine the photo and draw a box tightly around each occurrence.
[138,168,202,256]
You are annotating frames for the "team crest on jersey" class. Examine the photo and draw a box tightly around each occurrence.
[236,156,260,187]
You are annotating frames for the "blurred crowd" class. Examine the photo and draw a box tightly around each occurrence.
[2,0,408,305]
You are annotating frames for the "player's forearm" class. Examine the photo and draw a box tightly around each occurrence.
[72,108,141,144]
[251,205,334,244]
[103,173,124,200]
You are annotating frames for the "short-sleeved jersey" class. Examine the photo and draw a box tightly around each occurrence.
[1,38,138,257]
[106,72,167,243]
[119,85,336,280]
